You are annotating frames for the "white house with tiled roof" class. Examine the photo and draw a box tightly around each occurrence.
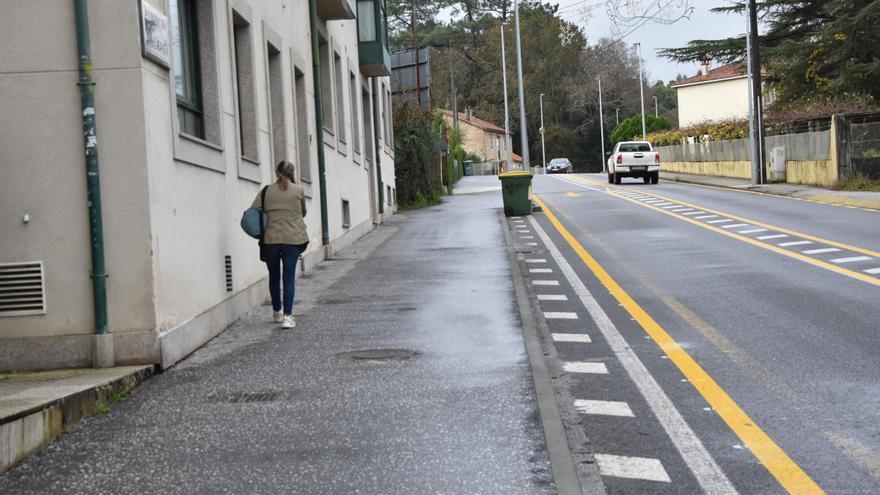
[672,61,755,128]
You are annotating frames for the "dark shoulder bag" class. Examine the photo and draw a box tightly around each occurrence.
[258,186,269,261]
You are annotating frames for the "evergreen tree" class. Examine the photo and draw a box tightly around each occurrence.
[659,1,880,104]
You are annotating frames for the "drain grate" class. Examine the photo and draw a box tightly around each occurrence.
[336,349,418,361]
[229,391,278,403]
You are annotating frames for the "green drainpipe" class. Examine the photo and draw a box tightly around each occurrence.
[371,78,385,214]
[74,0,109,335]
[308,0,330,246]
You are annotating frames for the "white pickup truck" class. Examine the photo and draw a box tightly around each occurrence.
[607,141,660,184]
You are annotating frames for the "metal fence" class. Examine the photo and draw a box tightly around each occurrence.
[655,130,831,163]
[851,121,880,158]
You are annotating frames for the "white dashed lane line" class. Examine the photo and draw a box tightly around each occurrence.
[831,256,873,264]
[544,312,579,320]
[695,215,717,220]
[707,219,733,224]
[865,268,880,274]
[532,280,560,286]
[778,240,812,247]
[736,228,767,234]
[525,258,547,263]
[802,248,841,255]
[529,268,553,273]
[537,294,568,301]
[574,399,635,418]
[757,234,787,240]
[552,333,591,343]
[563,362,610,374]
[721,223,750,229]
[595,454,672,483]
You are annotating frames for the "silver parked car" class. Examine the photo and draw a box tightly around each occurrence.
[547,158,573,174]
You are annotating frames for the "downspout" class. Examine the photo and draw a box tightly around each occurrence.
[74,0,109,336]
[371,78,385,214]
[308,0,330,246]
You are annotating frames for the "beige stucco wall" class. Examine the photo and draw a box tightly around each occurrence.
[663,160,752,179]
[0,0,156,342]
[786,160,838,187]
[677,77,750,128]
[1,0,396,370]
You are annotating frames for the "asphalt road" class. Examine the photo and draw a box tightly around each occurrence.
[524,172,880,494]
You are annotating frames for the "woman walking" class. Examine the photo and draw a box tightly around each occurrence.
[251,161,309,328]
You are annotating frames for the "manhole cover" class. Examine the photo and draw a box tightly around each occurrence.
[229,391,278,403]
[336,349,418,360]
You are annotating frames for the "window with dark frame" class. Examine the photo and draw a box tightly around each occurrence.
[171,0,204,138]
[334,51,347,144]
[294,67,311,182]
[319,37,333,135]
[362,86,373,165]
[232,11,257,160]
[350,71,360,155]
[267,42,285,165]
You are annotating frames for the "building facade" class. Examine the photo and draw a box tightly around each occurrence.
[673,62,751,128]
[0,0,395,371]
[440,109,511,172]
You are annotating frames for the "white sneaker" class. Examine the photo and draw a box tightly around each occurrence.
[273,310,284,323]
[281,315,296,329]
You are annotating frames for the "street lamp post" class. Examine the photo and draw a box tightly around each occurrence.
[597,77,606,173]
[634,42,647,140]
[500,24,513,170]
[513,0,530,168]
[654,96,659,117]
[539,93,546,172]
[616,108,620,126]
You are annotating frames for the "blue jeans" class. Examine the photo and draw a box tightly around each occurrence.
[263,244,301,315]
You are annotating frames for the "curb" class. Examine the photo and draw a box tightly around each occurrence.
[0,366,153,474]
[500,212,605,495]
[661,174,880,211]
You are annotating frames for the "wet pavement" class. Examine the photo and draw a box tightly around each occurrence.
[0,193,556,494]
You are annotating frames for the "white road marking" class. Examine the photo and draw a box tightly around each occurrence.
[662,205,681,209]
[532,280,560,286]
[553,333,591,343]
[526,242,538,246]
[778,241,812,247]
[682,211,704,216]
[574,399,634,417]
[654,202,676,206]
[830,256,873,264]
[563,362,609,374]
[757,234,788,240]
[521,235,535,239]
[528,215,738,494]
[707,219,733,224]
[695,215,718,219]
[517,229,530,233]
[864,268,880,274]
[736,228,767,234]
[544,312,579,319]
[671,208,692,212]
[721,223,749,229]
[595,454,672,483]
[801,248,841,255]
[529,268,553,273]
[538,294,568,301]
[526,259,547,263]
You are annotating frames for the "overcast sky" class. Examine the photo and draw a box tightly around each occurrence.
[552,0,747,83]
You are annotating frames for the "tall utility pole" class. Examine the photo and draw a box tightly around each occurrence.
[513,0,530,168]
[654,96,659,117]
[616,108,620,126]
[411,1,421,109]
[539,93,546,171]
[746,0,766,184]
[634,42,647,140]
[500,24,513,169]
[449,48,458,135]
[597,77,606,173]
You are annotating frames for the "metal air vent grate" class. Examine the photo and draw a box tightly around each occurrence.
[224,255,233,292]
[0,261,47,317]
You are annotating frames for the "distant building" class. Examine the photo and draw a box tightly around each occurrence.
[0,0,396,371]
[672,61,773,128]
[391,47,431,110]
[440,109,513,171]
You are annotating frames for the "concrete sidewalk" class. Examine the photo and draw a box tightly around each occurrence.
[661,171,880,210]
[0,192,577,494]
[452,174,502,194]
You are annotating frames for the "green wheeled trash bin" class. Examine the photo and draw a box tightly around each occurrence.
[499,171,534,216]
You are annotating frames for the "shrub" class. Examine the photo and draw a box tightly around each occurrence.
[611,115,670,144]
[394,105,445,208]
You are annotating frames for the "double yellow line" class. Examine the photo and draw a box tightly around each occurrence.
[567,175,880,288]
[532,194,826,494]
